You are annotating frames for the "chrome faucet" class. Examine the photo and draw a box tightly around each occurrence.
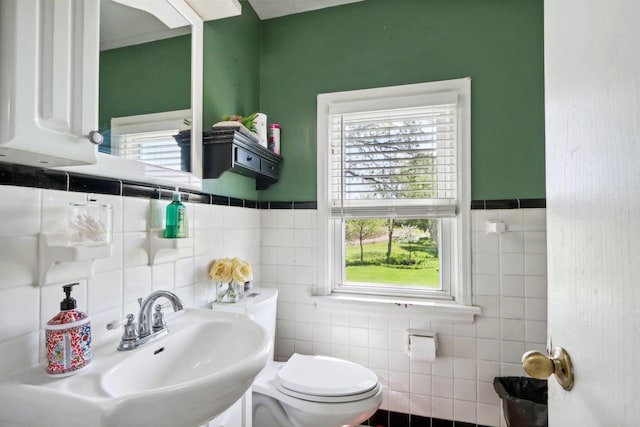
[117,290,184,351]
[138,290,184,337]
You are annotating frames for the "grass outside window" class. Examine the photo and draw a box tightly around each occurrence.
[343,219,440,289]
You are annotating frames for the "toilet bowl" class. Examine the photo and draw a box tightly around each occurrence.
[210,288,382,427]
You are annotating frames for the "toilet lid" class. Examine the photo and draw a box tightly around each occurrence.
[275,380,381,403]
[275,353,379,397]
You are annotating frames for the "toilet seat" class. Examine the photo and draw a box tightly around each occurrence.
[271,354,380,403]
[253,357,383,427]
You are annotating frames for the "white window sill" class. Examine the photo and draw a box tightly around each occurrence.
[313,294,481,324]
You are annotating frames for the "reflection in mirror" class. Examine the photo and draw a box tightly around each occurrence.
[110,109,191,172]
[98,0,192,173]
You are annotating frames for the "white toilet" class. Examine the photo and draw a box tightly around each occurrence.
[210,288,383,427]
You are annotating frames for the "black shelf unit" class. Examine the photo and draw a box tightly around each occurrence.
[176,129,283,190]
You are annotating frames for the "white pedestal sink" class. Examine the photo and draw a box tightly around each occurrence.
[0,309,270,427]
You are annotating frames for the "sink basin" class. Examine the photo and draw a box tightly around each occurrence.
[0,308,270,427]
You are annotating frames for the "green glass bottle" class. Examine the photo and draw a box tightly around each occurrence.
[164,190,186,238]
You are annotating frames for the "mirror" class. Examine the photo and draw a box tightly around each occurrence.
[95,0,203,184]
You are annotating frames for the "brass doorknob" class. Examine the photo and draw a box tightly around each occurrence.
[522,346,574,391]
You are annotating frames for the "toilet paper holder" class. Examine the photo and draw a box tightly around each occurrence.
[406,329,438,352]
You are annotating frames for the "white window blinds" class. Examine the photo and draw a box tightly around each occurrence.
[113,130,182,170]
[110,109,191,172]
[330,102,458,219]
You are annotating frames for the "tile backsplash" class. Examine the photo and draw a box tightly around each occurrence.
[260,207,547,427]
[0,184,261,379]
[0,181,547,427]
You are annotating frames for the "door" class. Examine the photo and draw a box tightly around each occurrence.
[544,0,640,425]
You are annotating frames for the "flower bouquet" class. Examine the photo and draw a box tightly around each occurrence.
[209,257,252,303]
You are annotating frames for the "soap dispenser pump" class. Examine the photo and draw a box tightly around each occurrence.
[45,283,92,377]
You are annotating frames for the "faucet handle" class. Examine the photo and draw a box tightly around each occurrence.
[116,314,139,351]
[106,318,122,331]
[152,304,167,332]
[155,301,173,310]
[106,313,135,331]
[122,313,138,341]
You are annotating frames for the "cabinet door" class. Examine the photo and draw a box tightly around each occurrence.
[0,0,99,167]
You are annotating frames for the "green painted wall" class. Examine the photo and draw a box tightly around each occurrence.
[201,3,262,199]
[99,35,191,144]
[258,0,545,201]
[99,0,544,201]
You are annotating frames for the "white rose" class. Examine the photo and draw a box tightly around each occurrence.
[209,258,233,282]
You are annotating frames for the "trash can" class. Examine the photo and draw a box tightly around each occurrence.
[493,377,548,427]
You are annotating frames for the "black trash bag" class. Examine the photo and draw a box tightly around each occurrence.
[493,376,548,427]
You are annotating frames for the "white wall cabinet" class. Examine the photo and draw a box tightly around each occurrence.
[0,0,100,167]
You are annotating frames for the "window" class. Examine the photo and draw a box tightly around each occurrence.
[110,109,191,172]
[317,78,471,305]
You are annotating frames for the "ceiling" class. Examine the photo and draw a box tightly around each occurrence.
[100,0,191,51]
[100,0,365,50]
[247,0,365,20]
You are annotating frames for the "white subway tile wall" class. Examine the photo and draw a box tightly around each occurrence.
[260,207,548,427]
[0,185,262,380]
[0,182,547,427]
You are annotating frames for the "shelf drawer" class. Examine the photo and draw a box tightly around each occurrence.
[234,147,260,172]
[260,158,279,178]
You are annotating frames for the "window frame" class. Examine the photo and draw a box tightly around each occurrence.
[317,78,472,306]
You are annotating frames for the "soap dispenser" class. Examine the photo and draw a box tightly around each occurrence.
[45,283,92,377]
[164,188,186,238]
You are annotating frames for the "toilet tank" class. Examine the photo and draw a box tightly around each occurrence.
[210,287,278,361]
